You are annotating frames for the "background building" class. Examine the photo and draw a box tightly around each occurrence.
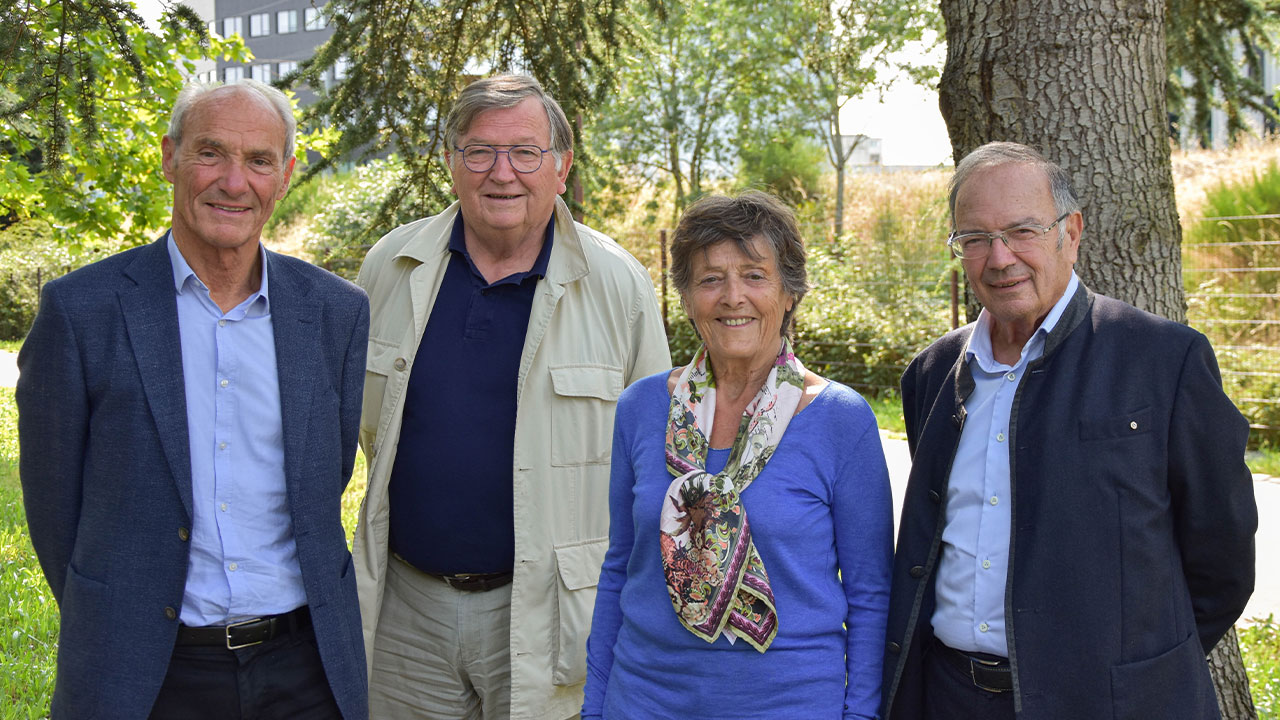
[195,0,339,106]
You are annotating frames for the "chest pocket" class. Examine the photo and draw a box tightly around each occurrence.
[549,364,623,466]
[361,337,404,440]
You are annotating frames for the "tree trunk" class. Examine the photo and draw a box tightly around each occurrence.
[1211,627,1258,720]
[939,0,1183,322]
[835,159,846,239]
[938,0,1254,713]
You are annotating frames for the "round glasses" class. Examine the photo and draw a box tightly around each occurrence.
[454,144,551,173]
[947,212,1070,259]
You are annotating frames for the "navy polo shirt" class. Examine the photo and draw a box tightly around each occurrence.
[387,215,554,575]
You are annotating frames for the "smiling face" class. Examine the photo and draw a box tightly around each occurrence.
[162,88,294,258]
[446,96,572,248]
[684,238,794,375]
[955,162,1080,348]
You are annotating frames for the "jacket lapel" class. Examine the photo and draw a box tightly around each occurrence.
[267,252,320,507]
[119,237,195,518]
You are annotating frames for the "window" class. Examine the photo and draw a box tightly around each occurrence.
[278,61,299,77]
[304,7,327,31]
[221,16,242,38]
[249,13,270,37]
[207,21,217,37]
[224,66,244,82]
[250,64,272,83]
[333,57,349,80]
[277,10,298,34]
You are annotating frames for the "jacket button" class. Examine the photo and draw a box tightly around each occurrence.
[928,490,941,504]
[887,641,902,654]
[909,565,926,578]
[178,527,190,541]
[393,358,407,371]
[164,606,177,620]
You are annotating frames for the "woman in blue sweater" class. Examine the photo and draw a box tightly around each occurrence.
[582,191,893,719]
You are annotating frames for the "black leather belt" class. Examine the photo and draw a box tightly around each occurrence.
[393,552,513,592]
[936,641,1013,692]
[176,606,311,650]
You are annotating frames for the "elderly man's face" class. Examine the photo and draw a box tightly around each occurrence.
[162,89,294,255]
[447,96,572,247]
[955,163,1080,342]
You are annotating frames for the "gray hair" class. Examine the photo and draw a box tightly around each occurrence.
[949,142,1081,243]
[167,79,297,161]
[444,74,573,171]
[671,191,810,339]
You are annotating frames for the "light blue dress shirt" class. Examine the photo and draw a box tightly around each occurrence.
[931,272,1078,655]
[168,236,307,626]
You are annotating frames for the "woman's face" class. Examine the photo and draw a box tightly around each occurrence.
[684,237,794,372]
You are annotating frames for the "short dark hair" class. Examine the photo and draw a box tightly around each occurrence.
[670,191,810,338]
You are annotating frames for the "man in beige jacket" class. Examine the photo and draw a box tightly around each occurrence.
[353,74,671,720]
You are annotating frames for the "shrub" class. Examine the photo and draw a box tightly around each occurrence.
[275,157,447,278]
[0,222,77,340]
[736,132,827,208]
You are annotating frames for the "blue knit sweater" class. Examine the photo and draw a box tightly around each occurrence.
[582,371,893,719]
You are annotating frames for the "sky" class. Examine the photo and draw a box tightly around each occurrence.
[838,40,954,168]
[132,2,953,167]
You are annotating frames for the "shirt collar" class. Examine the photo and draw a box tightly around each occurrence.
[967,271,1079,369]
[448,215,555,284]
[167,231,271,314]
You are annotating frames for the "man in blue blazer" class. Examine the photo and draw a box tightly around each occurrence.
[882,142,1257,719]
[17,79,369,719]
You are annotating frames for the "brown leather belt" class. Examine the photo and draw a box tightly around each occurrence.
[426,570,514,592]
[393,552,513,592]
[936,641,1013,692]
[176,606,311,650]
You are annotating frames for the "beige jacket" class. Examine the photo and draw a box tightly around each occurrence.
[353,198,671,720]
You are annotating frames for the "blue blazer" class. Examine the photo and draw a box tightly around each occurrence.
[17,237,370,719]
[881,284,1257,720]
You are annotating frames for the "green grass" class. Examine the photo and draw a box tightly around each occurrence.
[1250,448,1280,478]
[865,392,906,436]
[1242,616,1280,719]
[0,387,57,719]
[0,340,23,354]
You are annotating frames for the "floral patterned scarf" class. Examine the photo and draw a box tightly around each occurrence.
[661,339,806,652]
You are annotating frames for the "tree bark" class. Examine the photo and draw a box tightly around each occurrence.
[1211,626,1258,720]
[938,0,1254,713]
[939,0,1183,321]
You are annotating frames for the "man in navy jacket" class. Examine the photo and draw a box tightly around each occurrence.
[17,80,369,719]
[881,142,1256,720]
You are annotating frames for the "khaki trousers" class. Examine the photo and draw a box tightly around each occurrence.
[369,555,512,720]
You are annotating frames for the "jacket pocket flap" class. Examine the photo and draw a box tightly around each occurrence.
[554,538,609,590]
[366,337,400,375]
[550,365,623,401]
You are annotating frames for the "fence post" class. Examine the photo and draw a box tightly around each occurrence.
[950,269,960,330]
[660,229,669,333]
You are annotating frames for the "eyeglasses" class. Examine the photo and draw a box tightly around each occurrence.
[454,144,551,173]
[947,212,1071,259]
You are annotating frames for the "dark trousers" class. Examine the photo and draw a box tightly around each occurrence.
[923,642,1016,720]
[149,621,341,720]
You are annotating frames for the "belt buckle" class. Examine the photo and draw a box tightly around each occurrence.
[969,656,1010,694]
[225,617,265,650]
